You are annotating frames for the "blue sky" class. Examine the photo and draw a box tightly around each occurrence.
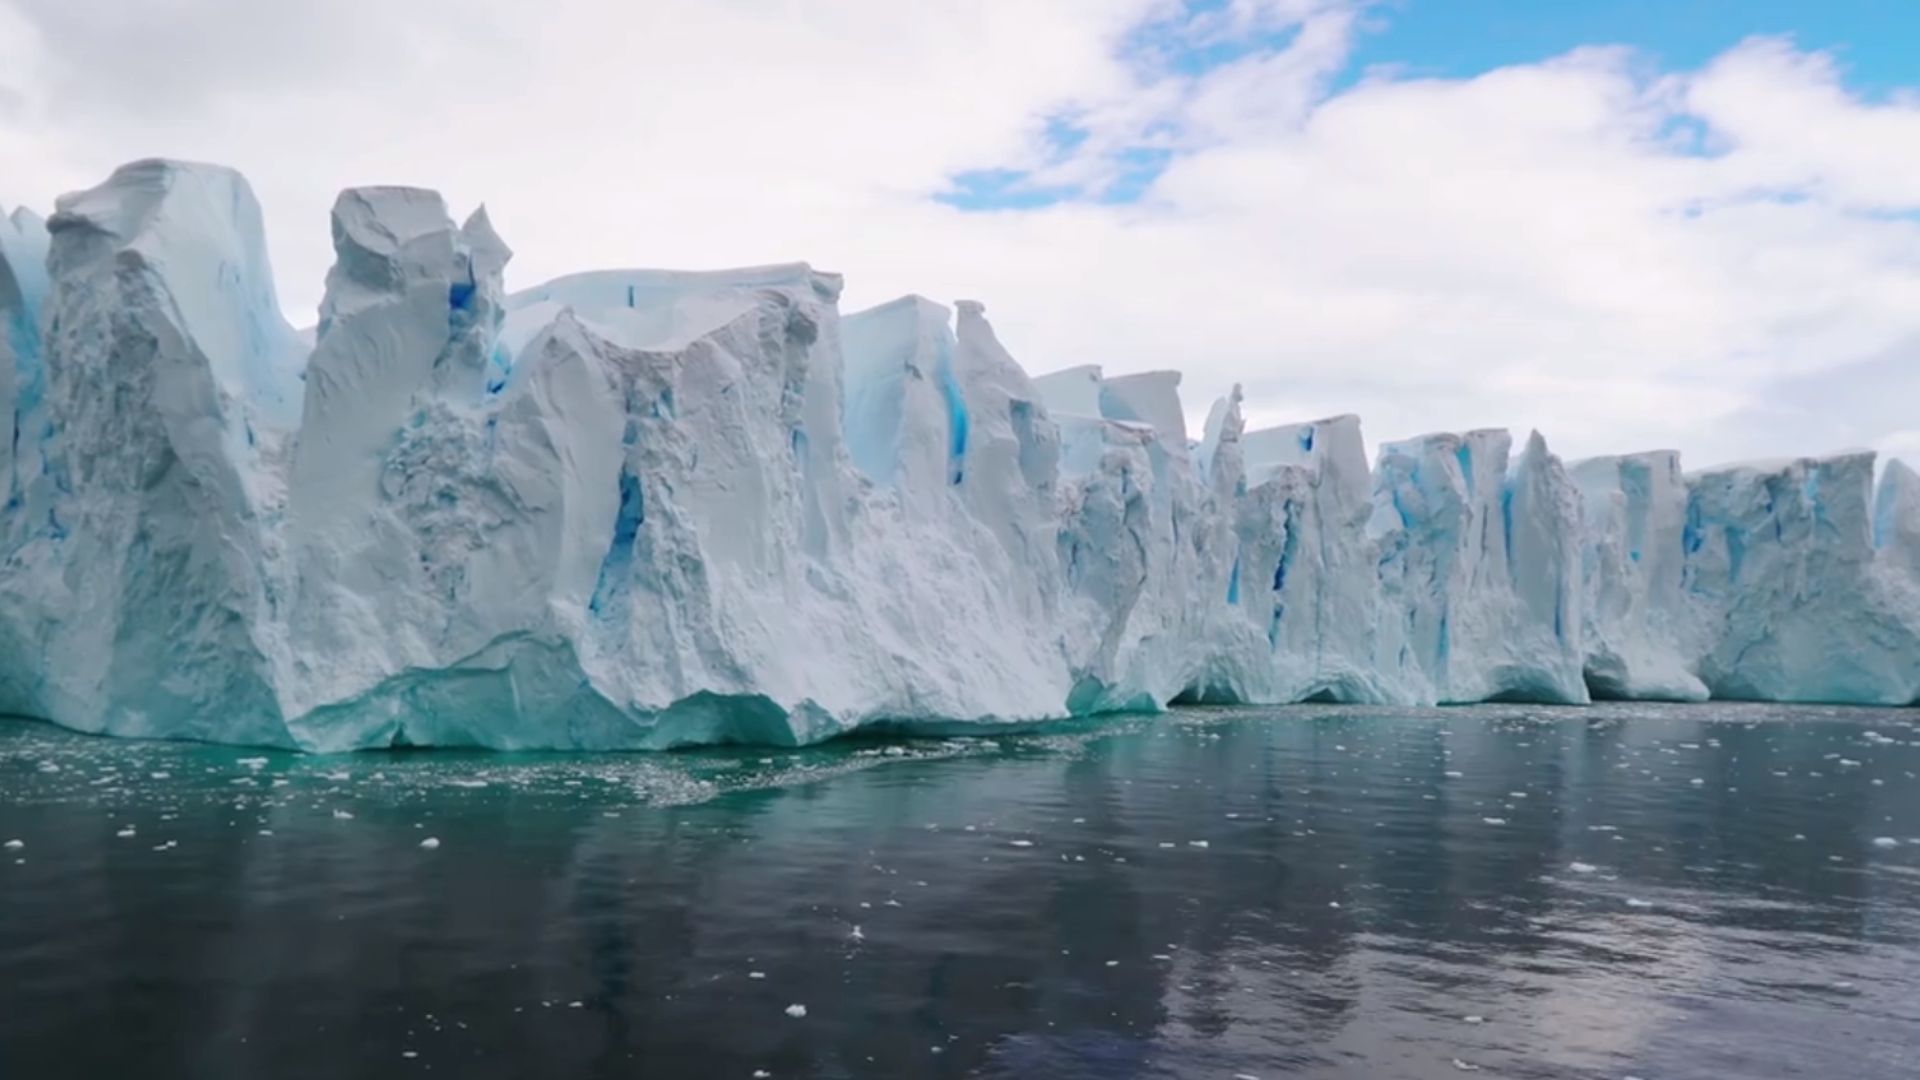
[1345,0,1920,90]
[942,0,1920,211]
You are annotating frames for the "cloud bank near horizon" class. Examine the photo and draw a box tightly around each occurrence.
[3,0,1917,467]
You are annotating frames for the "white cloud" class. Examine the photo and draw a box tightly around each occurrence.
[0,2,1915,469]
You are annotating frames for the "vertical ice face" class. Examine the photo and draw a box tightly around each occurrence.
[0,207,50,498]
[1371,429,1587,704]
[1570,451,1705,700]
[1228,414,1390,703]
[3,157,1919,751]
[285,189,517,715]
[1683,454,1920,704]
[1033,364,1103,419]
[0,161,303,742]
[841,295,964,498]
[1500,431,1587,701]
[1876,459,1920,586]
[951,301,1061,593]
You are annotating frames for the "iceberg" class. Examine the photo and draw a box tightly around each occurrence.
[0,158,1914,751]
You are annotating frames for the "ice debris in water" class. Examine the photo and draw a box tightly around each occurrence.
[3,159,1920,751]
[784,1004,807,1018]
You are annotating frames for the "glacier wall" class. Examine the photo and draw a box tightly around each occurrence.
[0,159,1914,751]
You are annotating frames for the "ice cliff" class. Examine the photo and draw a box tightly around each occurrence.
[0,160,1914,750]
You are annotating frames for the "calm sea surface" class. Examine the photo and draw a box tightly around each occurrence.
[1,703,1917,1079]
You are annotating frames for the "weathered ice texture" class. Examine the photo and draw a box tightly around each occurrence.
[0,160,1914,750]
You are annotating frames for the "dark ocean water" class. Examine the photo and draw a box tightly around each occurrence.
[1,703,1917,1079]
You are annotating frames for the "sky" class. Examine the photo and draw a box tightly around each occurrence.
[2,0,1918,468]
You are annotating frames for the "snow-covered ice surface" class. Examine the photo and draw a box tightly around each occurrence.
[0,159,1916,750]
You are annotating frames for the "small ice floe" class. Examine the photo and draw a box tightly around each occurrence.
[1452,1059,1481,1072]
[332,809,354,820]
[1463,1015,1484,1024]
[1188,840,1210,849]
[748,971,766,980]
[1568,862,1599,874]
[754,1071,772,1078]
[237,757,268,770]
[1105,960,1119,967]
[848,925,864,942]
[149,772,170,780]
[419,837,441,850]
[1871,837,1900,849]
[1625,898,1653,909]
[1008,840,1034,848]
[1482,817,1507,826]
[784,1004,807,1018]
[116,827,136,838]
[2,839,22,850]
